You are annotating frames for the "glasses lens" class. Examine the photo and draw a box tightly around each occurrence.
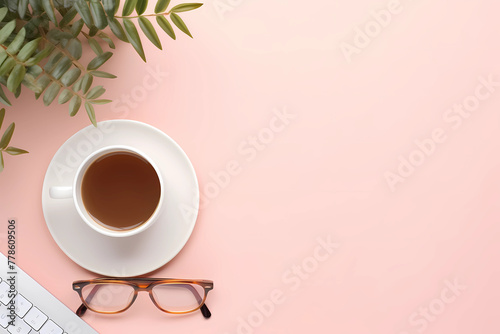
[81,283,135,313]
[152,283,206,312]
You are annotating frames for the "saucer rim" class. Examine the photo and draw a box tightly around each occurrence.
[41,119,199,276]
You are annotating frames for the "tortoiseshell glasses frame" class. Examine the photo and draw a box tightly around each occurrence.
[72,278,214,318]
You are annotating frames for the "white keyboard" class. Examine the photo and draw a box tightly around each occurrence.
[0,252,98,334]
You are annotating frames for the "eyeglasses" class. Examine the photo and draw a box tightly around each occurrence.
[72,278,213,318]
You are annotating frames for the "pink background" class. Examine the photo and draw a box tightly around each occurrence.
[2,0,500,333]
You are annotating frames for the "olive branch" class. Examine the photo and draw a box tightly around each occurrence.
[0,0,202,172]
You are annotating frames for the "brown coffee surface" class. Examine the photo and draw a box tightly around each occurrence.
[81,152,161,230]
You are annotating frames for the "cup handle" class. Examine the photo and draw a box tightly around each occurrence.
[49,186,73,199]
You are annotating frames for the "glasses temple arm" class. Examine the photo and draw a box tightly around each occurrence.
[200,303,211,319]
[76,303,88,317]
[75,284,102,317]
[175,284,212,319]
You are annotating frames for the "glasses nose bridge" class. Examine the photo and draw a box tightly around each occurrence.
[135,283,153,291]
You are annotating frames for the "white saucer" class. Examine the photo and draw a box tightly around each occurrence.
[41,120,199,276]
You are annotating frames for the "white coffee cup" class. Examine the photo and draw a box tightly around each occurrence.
[49,145,165,238]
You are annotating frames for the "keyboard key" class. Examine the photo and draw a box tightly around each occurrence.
[0,305,10,328]
[13,296,31,318]
[38,321,62,334]
[28,331,39,334]
[0,282,15,305]
[7,317,31,334]
[22,309,46,331]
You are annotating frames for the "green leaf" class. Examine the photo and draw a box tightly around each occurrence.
[46,30,73,44]
[0,122,14,149]
[0,20,16,44]
[43,82,60,106]
[0,8,8,22]
[5,147,28,155]
[0,50,7,67]
[85,102,97,126]
[60,38,69,49]
[5,0,17,11]
[7,64,26,93]
[14,85,21,98]
[0,151,3,172]
[44,52,63,73]
[81,73,93,93]
[70,19,84,37]
[66,39,82,60]
[74,0,94,28]
[25,45,55,67]
[90,0,107,30]
[108,18,128,42]
[29,0,43,13]
[72,77,83,92]
[26,65,42,78]
[26,65,43,78]
[89,99,112,104]
[88,38,103,55]
[89,26,99,37]
[60,7,78,27]
[6,28,27,55]
[154,0,170,13]
[86,85,105,99]
[18,0,29,19]
[58,89,73,104]
[139,17,162,49]
[41,0,57,25]
[103,0,115,19]
[0,108,4,128]
[51,57,72,79]
[170,13,192,38]
[170,3,202,12]
[114,0,120,14]
[87,52,112,70]
[0,58,16,77]
[24,17,42,38]
[61,68,82,86]
[0,87,11,106]
[135,0,147,15]
[123,19,145,61]
[41,17,49,30]
[122,0,138,16]
[35,75,51,99]
[156,16,175,40]
[98,32,115,49]
[22,73,43,94]
[91,70,117,78]
[69,96,81,116]
[17,38,41,62]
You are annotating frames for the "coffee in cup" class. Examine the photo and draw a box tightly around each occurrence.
[81,151,161,231]
[49,145,165,238]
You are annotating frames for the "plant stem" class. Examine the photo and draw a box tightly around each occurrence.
[114,12,170,19]
[38,65,87,102]
[38,27,86,72]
